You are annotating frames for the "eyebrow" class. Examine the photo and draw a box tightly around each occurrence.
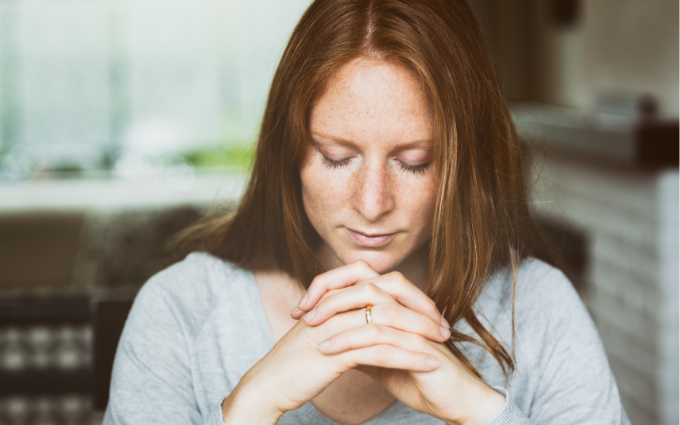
[310,132,433,151]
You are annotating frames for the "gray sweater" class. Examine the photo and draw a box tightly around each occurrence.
[103,252,630,425]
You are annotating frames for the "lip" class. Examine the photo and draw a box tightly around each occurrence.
[346,228,396,248]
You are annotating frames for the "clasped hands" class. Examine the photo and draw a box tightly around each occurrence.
[295,260,506,425]
[223,260,505,425]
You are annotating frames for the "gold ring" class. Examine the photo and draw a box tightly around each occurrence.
[365,304,373,325]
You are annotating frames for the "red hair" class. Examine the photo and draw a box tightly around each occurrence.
[176,0,556,377]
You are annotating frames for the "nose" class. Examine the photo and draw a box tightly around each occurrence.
[351,161,395,222]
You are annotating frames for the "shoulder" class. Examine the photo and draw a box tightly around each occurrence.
[482,257,581,319]
[514,258,581,312]
[501,258,591,337]
[479,258,596,363]
[479,259,628,423]
[513,258,589,332]
[128,252,254,342]
[483,257,606,374]
[108,253,257,423]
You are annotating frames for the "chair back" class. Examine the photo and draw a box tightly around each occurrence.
[91,298,133,411]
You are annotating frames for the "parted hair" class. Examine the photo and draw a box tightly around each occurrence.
[175,0,557,377]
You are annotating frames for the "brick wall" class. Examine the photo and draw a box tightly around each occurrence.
[529,152,679,425]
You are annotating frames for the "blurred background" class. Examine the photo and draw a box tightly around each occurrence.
[0,0,677,424]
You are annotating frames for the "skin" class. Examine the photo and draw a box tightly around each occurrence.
[223,57,505,425]
[299,56,438,280]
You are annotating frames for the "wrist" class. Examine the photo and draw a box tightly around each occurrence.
[466,385,507,425]
[222,381,283,424]
[443,384,506,425]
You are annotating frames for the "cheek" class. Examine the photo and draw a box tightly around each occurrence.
[395,175,438,228]
[299,163,352,224]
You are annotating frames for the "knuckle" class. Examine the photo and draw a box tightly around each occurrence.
[356,260,379,276]
[373,346,392,364]
[380,303,400,321]
[361,281,380,296]
[427,300,440,316]
[355,259,371,270]
[311,273,326,286]
[309,275,324,292]
[388,271,406,283]
[366,324,382,339]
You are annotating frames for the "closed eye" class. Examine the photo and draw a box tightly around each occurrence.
[398,161,429,175]
[321,154,351,169]
[321,152,430,174]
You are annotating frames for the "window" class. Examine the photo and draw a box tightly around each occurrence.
[0,0,312,179]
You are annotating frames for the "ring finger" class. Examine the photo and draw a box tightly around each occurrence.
[302,281,395,326]
[324,302,451,342]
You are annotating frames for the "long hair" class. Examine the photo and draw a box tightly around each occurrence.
[175,0,556,377]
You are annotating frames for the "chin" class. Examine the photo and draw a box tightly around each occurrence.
[340,250,403,275]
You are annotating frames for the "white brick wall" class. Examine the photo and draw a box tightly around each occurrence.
[657,172,679,425]
[529,153,679,425]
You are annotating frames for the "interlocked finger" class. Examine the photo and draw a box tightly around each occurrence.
[318,323,432,355]
[295,267,449,330]
[358,272,447,328]
[338,344,440,372]
[292,260,379,319]
[321,300,450,342]
[302,281,395,326]
[368,302,451,342]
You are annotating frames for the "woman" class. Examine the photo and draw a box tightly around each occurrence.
[104,0,630,424]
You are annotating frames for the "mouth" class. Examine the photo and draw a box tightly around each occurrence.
[346,228,397,248]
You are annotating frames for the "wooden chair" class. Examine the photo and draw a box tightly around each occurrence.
[0,297,91,397]
[91,298,134,411]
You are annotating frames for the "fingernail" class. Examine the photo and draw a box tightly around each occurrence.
[440,316,450,329]
[298,293,308,308]
[440,325,451,339]
[303,308,316,321]
[290,307,301,316]
[318,339,330,350]
[426,357,439,369]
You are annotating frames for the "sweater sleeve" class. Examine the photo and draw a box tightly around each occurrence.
[204,404,228,425]
[491,263,630,425]
[102,270,224,425]
[487,387,530,425]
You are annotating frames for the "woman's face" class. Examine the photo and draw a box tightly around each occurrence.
[300,57,437,274]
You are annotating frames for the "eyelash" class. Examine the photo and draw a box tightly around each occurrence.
[321,154,429,175]
[321,155,351,169]
[400,162,429,175]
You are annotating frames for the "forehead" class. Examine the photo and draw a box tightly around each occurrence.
[309,57,434,149]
